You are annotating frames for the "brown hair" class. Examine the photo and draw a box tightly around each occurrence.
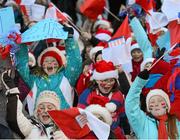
[88,78,120,93]
[167,114,178,139]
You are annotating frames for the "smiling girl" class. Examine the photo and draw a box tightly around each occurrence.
[78,60,129,139]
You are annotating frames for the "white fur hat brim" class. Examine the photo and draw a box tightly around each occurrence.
[93,20,111,31]
[146,89,170,112]
[91,69,119,80]
[95,33,111,41]
[130,43,141,52]
[37,47,66,67]
[85,104,112,125]
[28,52,36,67]
[140,58,155,71]
[89,46,104,60]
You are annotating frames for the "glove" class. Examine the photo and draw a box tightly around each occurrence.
[63,26,74,37]
[156,47,166,59]
[53,130,69,140]
[1,69,19,95]
[138,69,149,80]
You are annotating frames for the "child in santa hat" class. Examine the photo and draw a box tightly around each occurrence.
[125,69,180,139]
[15,26,82,111]
[1,69,68,139]
[78,60,130,139]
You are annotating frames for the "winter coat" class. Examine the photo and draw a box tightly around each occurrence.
[6,93,67,139]
[130,17,153,59]
[125,77,180,139]
[15,37,82,109]
[130,59,143,82]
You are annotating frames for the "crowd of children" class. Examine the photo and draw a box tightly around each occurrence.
[0,0,179,139]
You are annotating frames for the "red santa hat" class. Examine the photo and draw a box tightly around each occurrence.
[37,47,66,67]
[91,60,118,80]
[89,46,104,60]
[140,58,155,71]
[146,89,171,113]
[130,43,141,52]
[85,104,113,125]
[95,28,112,41]
[93,16,113,32]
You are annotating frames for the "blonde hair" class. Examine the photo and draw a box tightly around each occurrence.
[167,114,178,139]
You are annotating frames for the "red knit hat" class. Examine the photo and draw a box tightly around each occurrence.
[37,47,66,67]
[91,60,118,80]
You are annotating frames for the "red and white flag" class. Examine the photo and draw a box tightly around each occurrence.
[168,20,180,47]
[48,107,110,139]
[102,16,132,65]
[45,2,67,23]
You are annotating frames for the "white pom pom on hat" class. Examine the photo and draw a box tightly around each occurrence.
[140,58,155,71]
[105,102,117,113]
[85,104,113,125]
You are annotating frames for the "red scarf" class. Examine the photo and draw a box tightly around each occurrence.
[155,114,168,139]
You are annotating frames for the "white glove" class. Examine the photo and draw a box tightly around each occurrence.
[53,130,69,140]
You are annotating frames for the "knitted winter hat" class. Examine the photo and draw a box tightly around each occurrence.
[140,58,155,71]
[91,60,118,80]
[36,90,60,109]
[146,89,170,113]
[37,47,66,67]
[85,104,113,125]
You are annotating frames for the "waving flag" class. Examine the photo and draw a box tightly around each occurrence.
[161,0,180,22]
[80,0,106,20]
[168,20,180,47]
[112,16,131,40]
[45,2,67,23]
[102,16,132,73]
[48,107,110,139]
[128,0,153,14]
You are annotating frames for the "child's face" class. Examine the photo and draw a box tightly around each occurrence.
[148,95,168,117]
[36,102,57,125]
[96,78,116,94]
[95,54,102,63]
[42,56,59,76]
[131,49,143,62]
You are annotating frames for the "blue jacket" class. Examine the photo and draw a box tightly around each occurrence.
[125,77,180,139]
[130,17,153,59]
[16,37,82,109]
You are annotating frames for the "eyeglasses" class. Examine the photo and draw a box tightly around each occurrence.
[97,78,116,84]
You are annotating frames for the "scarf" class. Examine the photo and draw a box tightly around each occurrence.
[155,114,168,139]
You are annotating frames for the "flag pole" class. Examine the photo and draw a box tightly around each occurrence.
[50,2,82,34]
[148,44,177,70]
[104,7,120,21]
